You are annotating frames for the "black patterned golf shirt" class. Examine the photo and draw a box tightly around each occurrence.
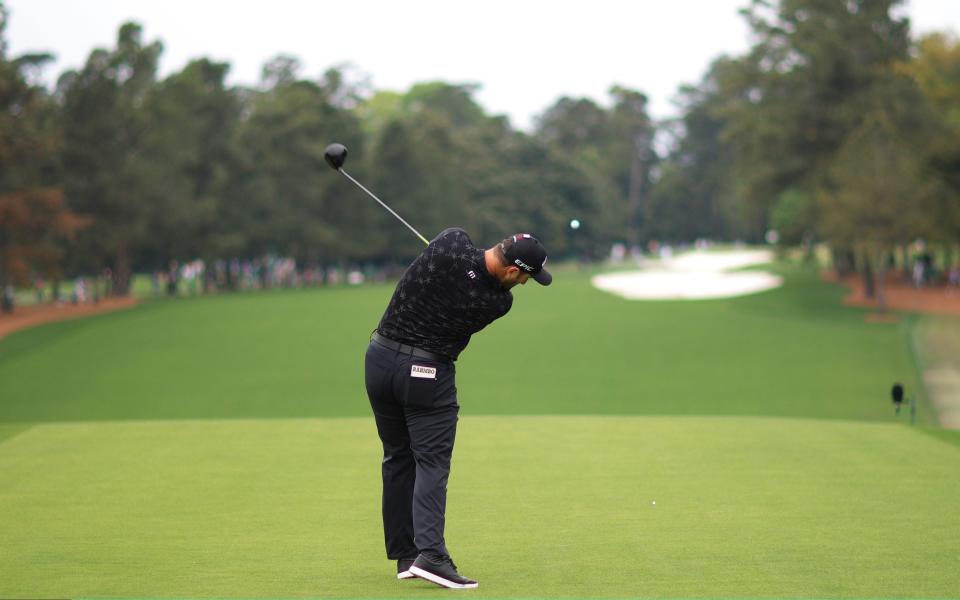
[376,228,513,361]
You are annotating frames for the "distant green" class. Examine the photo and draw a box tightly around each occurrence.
[0,265,932,425]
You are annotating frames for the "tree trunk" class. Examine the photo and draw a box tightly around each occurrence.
[875,253,887,314]
[112,243,132,297]
[625,151,645,249]
[802,233,815,263]
[833,247,855,277]
[626,127,655,250]
[0,256,10,314]
[862,254,876,299]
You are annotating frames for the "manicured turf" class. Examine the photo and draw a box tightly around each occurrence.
[1,259,955,599]
[0,416,958,598]
[0,265,934,424]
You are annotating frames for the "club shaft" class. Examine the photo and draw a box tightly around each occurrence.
[339,168,429,246]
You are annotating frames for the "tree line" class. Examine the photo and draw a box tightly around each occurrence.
[2,0,959,306]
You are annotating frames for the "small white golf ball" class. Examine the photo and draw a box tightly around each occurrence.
[652,500,656,505]
[570,219,581,230]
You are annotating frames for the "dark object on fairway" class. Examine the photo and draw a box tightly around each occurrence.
[324,143,348,170]
[891,382,915,423]
[891,383,904,406]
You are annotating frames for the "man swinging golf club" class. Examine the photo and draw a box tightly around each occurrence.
[324,143,552,589]
[367,229,550,588]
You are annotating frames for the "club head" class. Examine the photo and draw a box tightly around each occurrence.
[324,143,348,170]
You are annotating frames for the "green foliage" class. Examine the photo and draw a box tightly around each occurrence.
[818,110,936,250]
[900,32,960,243]
[717,0,914,241]
[58,22,164,292]
[4,4,636,277]
[770,187,816,244]
[137,58,239,264]
[534,87,656,247]
[907,33,960,132]
[0,3,80,290]
[3,1,960,285]
[229,68,364,262]
[402,81,488,129]
[648,60,742,242]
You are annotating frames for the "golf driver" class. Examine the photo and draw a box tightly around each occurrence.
[324,142,429,246]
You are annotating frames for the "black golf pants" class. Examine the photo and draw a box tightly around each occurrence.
[364,340,459,561]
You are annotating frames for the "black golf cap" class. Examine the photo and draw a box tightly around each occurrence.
[501,233,552,286]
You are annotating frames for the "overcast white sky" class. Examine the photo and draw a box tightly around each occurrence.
[6,0,960,130]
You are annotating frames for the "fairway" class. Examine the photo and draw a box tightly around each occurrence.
[0,266,933,424]
[1,263,957,599]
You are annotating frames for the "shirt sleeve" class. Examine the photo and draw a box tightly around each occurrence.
[424,227,472,274]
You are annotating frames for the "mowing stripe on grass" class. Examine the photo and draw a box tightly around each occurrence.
[2,416,957,598]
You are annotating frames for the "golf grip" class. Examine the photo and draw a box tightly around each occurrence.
[338,169,430,246]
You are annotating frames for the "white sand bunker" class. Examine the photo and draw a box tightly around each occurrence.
[592,249,783,300]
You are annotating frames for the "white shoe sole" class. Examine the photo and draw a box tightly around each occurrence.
[397,570,416,580]
[409,565,478,589]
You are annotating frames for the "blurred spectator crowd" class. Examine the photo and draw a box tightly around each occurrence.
[151,256,397,298]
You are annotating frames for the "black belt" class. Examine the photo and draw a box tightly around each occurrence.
[371,332,451,363]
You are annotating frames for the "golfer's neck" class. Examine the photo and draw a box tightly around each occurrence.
[484,249,500,279]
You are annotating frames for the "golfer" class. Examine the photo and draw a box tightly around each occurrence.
[364,228,551,588]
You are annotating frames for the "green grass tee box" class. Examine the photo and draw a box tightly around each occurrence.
[0,416,958,599]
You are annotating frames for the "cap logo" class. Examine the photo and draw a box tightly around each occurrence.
[514,258,535,272]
